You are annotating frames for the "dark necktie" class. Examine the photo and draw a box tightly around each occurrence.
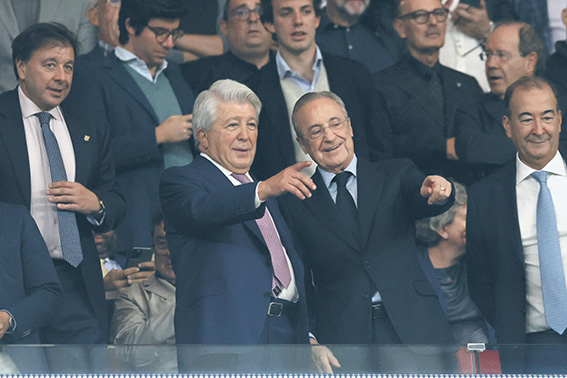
[428,70,445,113]
[36,112,83,267]
[532,171,567,334]
[333,171,360,237]
[231,173,291,296]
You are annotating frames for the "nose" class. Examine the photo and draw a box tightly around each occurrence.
[162,33,175,48]
[293,10,303,25]
[249,9,260,22]
[238,123,250,140]
[532,118,545,135]
[52,65,66,81]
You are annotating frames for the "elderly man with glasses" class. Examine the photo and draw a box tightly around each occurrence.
[68,0,196,255]
[373,0,484,186]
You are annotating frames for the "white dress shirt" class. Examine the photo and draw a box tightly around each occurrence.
[114,46,168,83]
[20,87,75,260]
[201,153,299,302]
[515,152,567,333]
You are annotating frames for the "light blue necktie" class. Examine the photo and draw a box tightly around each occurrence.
[36,112,83,267]
[532,171,567,335]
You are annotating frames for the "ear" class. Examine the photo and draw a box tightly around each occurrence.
[502,115,512,138]
[219,19,228,37]
[562,8,567,28]
[393,18,406,39]
[16,59,26,81]
[525,51,537,74]
[438,228,449,240]
[264,21,276,34]
[558,110,562,133]
[125,18,136,37]
[87,5,100,27]
[197,129,208,149]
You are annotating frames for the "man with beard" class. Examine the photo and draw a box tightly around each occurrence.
[373,0,484,184]
[316,0,401,73]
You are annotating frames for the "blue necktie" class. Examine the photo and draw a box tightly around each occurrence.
[532,171,567,334]
[36,112,83,267]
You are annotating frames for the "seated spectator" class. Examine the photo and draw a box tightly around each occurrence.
[111,210,176,372]
[181,0,273,94]
[439,0,517,93]
[455,21,552,180]
[0,0,96,92]
[415,182,492,345]
[373,0,484,184]
[316,0,401,74]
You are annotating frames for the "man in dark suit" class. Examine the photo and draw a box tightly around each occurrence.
[373,0,484,184]
[455,21,549,180]
[0,23,125,345]
[69,0,195,253]
[0,202,62,345]
[160,79,312,350]
[249,0,391,181]
[281,91,456,373]
[467,76,567,373]
[181,0,273,95]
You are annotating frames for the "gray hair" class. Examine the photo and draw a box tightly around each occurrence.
[192,79,262,149]
[291,91,349,139]
[415,182,467,247]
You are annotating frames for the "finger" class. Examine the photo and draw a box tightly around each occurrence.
[329,352,341,368]
[113,278,130,289]
[182,114,192,121]
[479,0,486,10]
[290,160,312,172]
[122,267,141,275]
[138,261,156,269]
[296,173,317,191]
[48,180,76,189]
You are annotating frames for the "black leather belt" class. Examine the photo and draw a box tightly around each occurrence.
[372,302,388,319]
[267,299,296,317]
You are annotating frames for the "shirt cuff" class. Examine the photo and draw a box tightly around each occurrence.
[254,182,265,209]
[87,212,106,226]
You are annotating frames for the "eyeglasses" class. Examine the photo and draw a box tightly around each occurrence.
[397,7,449,24]
[153,241,169,255]
[146,25,184,43]
[107,0,121,5]
[229,7,262,21]
[479,50,521,62]
[302,117,350,141]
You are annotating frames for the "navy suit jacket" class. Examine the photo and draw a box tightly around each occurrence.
[466,148,567,343]
[69,53,195,251]
[0,202,62,344]
[248,52,392,180]
[160,156,309,344]
[0,88,126,338]
[280,158,455,344]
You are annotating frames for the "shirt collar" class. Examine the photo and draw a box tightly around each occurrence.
[516,151,567,185]
[114,46,168,82]
[200,153,253,182]
[275,46,323,80]
[18,85,61,121]
[407,54,442,80]
[318,154,358,190]
[98,40,115,57]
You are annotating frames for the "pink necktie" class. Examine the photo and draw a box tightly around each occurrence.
[232,173,292,295]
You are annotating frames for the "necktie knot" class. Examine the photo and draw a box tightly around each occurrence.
[532,170,549,185]
[36,112,52,127]
[333,171,352,188]
[231,173,252,184]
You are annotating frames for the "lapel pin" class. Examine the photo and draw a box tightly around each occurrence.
[457,82,462,88]
[84,135,90,142]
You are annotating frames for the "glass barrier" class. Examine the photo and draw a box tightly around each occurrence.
[2,343,567,376]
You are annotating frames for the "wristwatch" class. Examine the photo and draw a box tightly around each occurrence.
[95,199,106,217]
[7,315,14,332]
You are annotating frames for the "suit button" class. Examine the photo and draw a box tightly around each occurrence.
[362,293,370,299]
[364,261,371,269]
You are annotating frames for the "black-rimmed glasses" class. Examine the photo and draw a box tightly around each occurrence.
[146,25,184,43]
[397,8,449,24]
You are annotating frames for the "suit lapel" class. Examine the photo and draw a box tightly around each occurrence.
[164,66,193,115]
[442,68,461,129]
[105,55,159,123]
[61,102,91,185]
[303,170,362,253]
[356,160,385,251]
[0,2,19,40]
[395,60,442,123]
[502,162,524,265]
[0,90,31,206]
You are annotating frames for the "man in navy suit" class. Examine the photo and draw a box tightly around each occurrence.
[68,0,195,253]
[467,76,567,373]
[280,91,456,373]
[160,80,312,350]
[0,23,125,346]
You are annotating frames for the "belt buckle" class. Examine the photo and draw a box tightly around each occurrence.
[268,302,283,317]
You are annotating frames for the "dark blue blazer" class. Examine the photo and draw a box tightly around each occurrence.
[280,158,455,344]
[69,52,195,251]
[466,148,567,344]
[160,156,309,344]
[248,52,392,180]
[0,88,126,339]
[0,202,62,344]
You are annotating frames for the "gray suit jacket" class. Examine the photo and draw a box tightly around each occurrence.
[0,0,96,92]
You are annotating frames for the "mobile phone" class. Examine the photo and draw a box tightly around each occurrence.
[125,247,154,270]
[460,0,480,8]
